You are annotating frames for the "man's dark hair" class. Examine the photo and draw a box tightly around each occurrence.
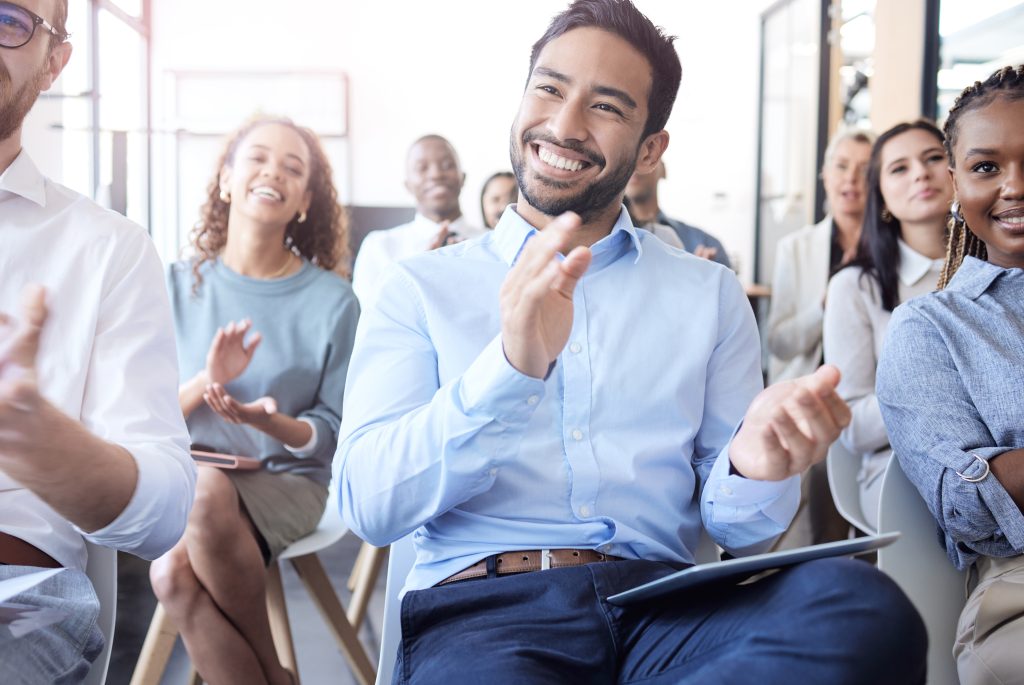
[529,0,681,140]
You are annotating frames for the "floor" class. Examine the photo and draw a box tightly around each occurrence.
[107,532,386,685]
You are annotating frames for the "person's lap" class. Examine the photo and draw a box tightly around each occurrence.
[955,554,1024,685]
[0,565,104,685]
[397,557,926,684]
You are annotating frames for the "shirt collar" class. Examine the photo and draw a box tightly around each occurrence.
[897,239,944,287]
[492,205,643,267]
[946,256,1016,299]
[412,212,468,233]
[0,150,46,207]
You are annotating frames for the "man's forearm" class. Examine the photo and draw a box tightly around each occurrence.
[0,398,137,532]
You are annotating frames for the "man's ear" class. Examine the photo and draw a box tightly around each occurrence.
[36,43,72,92]
[633,131,670,177]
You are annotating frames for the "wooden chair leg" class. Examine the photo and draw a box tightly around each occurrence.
[129,602,179,685]
[347,544,387,630]
[347,541,371,592]
[266,563,300,682]
[289,554,377,685]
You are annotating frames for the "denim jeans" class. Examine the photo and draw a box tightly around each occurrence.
[0,565,104,685]
[396,557,926,684]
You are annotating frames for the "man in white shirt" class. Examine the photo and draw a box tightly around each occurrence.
[0,2,195,680]
[352,134,485,308]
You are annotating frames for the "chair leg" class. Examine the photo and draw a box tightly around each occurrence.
[130,602,179,685]
[346,542,371,592]
[289,554,377,685]
[347,544,388,630]
[266,563,300,682]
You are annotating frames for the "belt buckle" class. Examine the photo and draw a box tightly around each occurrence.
[540,548,552,570]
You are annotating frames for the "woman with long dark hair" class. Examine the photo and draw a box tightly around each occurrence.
[823,120,951,530]
[149,116,359,685]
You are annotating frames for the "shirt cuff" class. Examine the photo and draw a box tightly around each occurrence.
[77,443,196,560]
[458,334,548,424]
[285,418,319,457]
[706,445,800,528]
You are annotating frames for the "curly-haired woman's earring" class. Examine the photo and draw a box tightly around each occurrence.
[219,189,231,203]
[297,211,307,224]
[880,207,892,222]
[951,200,964,224]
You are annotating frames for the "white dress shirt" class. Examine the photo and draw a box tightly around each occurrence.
[0,151,195,571]
[352,214,485,309]
[339,206,798,594]
[823,240,944,527]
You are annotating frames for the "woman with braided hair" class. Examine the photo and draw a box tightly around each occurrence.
[150,116,360,685]
[824,120,952,531]
[877,65,1024,684]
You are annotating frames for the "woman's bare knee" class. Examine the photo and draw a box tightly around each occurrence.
[150,545,199,607]
[187,468,244,541]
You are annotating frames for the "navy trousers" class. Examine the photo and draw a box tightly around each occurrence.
[395,557,927,684]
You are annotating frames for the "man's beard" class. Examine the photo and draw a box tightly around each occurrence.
[510,128,637,224]
[0,63,43,143]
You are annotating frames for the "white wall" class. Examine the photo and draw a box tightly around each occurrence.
[146,0,768,279]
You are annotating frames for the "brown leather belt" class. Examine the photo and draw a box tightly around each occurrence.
[439,548,625,585]
[0,532,61,568]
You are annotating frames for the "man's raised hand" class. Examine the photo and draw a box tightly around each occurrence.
[500,213,592,379]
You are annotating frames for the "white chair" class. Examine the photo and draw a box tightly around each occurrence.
[83,541,117,685]
[826,442,876,534]
[876,457,966,685]
[375,533,721,685]
[130,482,384,685]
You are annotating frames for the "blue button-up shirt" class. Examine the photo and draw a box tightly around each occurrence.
[878,256,1024,570]
[338,206,799,592]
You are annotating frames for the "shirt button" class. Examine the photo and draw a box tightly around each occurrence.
[599,544,612,553]
[720,486,733,496]
[569,342,582,354]
[579,505,592,517]
[489,468,498,478]
[571,429,584,441]
[527,395,539,406]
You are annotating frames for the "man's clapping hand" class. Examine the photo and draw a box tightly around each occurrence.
[729,365,851,481]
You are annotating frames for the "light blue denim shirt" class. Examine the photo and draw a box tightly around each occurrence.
[878,256,1024,570]
[338,206,799,593]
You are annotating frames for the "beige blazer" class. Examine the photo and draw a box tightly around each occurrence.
[766,217,833,384]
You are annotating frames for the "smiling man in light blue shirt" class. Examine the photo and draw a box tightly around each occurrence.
[337,1,925,682]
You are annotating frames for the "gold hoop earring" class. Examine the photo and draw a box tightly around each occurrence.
[219,189,231,203]
[880,207,892,222]
[297,211,307,224]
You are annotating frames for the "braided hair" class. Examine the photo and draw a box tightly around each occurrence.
[938,64,1024,288]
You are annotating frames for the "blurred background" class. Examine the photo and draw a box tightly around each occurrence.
[22,0,1024,285]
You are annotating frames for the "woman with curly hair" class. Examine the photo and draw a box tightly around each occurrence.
[149,117,360,685]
